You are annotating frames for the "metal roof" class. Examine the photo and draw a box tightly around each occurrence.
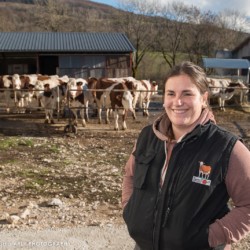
[202,58,250,69]
[0,32,136,53]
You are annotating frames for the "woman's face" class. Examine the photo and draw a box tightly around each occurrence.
[164,74,208,134]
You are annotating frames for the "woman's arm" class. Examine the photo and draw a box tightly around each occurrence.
[209,140,250,247]
[122,151,136,209]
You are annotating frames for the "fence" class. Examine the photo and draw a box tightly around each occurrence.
[0,86,250,116]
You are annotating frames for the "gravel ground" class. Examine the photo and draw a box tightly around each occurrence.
[0,225,134,250]
[0,104,250,250]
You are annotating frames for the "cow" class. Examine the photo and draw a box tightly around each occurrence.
[86,77,101,118]
[0,75,14,113]
[36,82,57,124]
[108,78,158,117]
[207,78,248,111]
[15,74,41,113]
[65,77,94,127]
[207,78,249,111]
[34,75,69,123]
[88,77,135,130]
[0,74,24,113]
[134,80,158,116]
[230,80,249,105]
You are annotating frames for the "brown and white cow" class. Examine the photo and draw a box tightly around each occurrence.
[207,77,249,111]
[65,77,95,127]
[34,75,69,123]
[135,80,158,116]
[15,74,41,112]
[0,75,14,113]
[88,77,135,130]
[108,77,158,117]
[0,74,24,113]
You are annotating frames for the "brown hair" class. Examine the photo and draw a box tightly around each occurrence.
[164,61,209,94]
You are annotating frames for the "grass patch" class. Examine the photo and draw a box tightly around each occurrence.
[48,144,60,154]
[0,138,18,149]
[17,138,34,147]
[0,138,34,150]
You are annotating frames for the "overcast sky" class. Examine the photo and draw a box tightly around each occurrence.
[91,0,250,17]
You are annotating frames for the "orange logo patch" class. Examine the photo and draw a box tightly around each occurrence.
[192,161,212,186]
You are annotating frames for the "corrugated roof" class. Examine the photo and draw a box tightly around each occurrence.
[203,58,250,69]
[0,32,136,53]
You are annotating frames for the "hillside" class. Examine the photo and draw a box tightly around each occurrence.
[0,0,122,32]
[0,0,248,80]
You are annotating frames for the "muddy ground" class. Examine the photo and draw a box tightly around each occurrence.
[0,103,250,249]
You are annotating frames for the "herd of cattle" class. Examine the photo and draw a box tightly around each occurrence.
[0,73,249,131]
[207,77,249,111]
[0,74,158,131]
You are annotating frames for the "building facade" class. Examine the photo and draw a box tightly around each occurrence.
[0,32,136,78]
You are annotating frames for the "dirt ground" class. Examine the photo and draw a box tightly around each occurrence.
[0,104,250,249]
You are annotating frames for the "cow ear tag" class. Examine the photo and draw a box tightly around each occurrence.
[192,161,212,186]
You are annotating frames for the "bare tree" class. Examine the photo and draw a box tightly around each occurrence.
[113,0,158,77]
[183,7,219,65]
[33,0,70,31]
[155,2,189,68]
[215,9,250,50]
[0,12,16,31]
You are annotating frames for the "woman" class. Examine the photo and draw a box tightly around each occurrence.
[122,61,250,250]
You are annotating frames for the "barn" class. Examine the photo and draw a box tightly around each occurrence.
[201,36,250,83]
[232,36,250,61]
[202,58,250,83]
[0,32,136,78]
[232,36,250,78]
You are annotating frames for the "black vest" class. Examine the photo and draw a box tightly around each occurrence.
[123,121,238,250]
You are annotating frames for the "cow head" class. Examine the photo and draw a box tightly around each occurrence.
[122,90,134,112]
[67,78,77,100]
[12,74,22,90]
[43,83,53,98]
[150,81,158,95]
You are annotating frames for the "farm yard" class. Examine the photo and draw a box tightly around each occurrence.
[1,94,250,249]
[0,0,249,248]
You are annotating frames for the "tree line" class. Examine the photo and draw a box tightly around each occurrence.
[0,0,249,80]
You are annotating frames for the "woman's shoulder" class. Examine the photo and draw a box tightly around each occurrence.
[209,122,239,140]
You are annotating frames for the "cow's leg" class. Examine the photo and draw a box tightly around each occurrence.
[218,97,222,110]
[20,96,26,113]
[132,109,136,120]
[5,95,11,113]
[79,108,86,127]
[113,110,119,131]
[50,109,55,124]
[38,98,42,110]
[25,94,34,114]
[221,99,225,111]
[243,91,248,103]
[44,109,50,123]
[4,96,10,113]
[145,100,150,116]
[121,110,128,130]
[70,109,78,126]
[84,100,89,123]
[105,108,110,124]
[142,101,149,117]
[98,107,102,124]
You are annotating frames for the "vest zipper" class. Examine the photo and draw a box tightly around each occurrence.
[162,207,171,227]
[153,185,162,248]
